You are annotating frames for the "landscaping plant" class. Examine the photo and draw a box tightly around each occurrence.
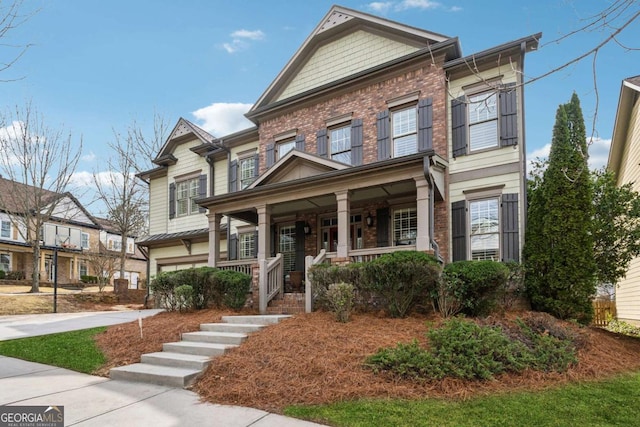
[325,282,355,322]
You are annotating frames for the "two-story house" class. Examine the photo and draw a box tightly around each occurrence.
[138,5,539,313]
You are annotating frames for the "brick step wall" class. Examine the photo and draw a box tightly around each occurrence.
[266,292,305,314]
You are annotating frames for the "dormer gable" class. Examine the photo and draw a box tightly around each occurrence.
[153,118,216,165]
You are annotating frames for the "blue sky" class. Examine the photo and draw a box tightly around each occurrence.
[1,0,639,215]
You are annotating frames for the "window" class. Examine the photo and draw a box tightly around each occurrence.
[468,92,498,151]
[127,241,134,253]
[276,139,295,160]
[0,254,9,271]
[392,106,417,157]
[469,198,499,260]
[81,233,89,249]
[109,239,122,251]
[239,232,256,259]
[176,178,199,216]
[279,225,296,274]
[1,220,10,239]
[320,215,362,252]
[329,125,351,164]
[393,207,417,245]
[239,156,256,190]
[79,261,88,277]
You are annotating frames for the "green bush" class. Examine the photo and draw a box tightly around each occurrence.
[366,340,441,379]
[174,284,194,312]
[441,261,510,316]
[606,319,640,337]
[0,270,5,279]
[362,251,440,318]
[80,275,98,284]
[325,282,355,322]
[309,263,368,310]
[6,271,24,280]
[214,269,251,311]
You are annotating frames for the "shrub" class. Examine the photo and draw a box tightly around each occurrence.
[441,261,510,316]
[6,271,24,280]
[515,318,578,372]
[309,263,367,310]
[366,340,441,379]
[214,269,251,310]
[80,275,98,284]
[0,270,5,280]
[174,284,194,312]
[432,272,462,318]
[501,262,526,311]
[150,271,181,311]
[362,251,440,318]
[605,319,640,337]
[325,282,355,322]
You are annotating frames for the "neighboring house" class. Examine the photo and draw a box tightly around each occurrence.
[0,177,145,287]
[607,75,640,326]
[138,5,539,313]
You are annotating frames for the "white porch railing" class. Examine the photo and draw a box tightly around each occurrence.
[348,245,416,263]
[304,249,326,313]
[259,253,283,314]
[217,259,255,277]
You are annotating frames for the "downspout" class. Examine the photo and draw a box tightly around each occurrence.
[423,156,443,263]
[144,247,151,308]
[519,41,528,254]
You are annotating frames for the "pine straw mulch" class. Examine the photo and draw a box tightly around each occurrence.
[93,309,640,413]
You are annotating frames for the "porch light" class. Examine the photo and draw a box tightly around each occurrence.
[303,223,311,235]
[366,213,374,227]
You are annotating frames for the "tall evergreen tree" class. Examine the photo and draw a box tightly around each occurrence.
[524,93,596,324]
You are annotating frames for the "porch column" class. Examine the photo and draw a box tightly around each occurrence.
[414,177,431,252]
[208,212,222,267]
[336,190,350,259]
[257,205,271,261]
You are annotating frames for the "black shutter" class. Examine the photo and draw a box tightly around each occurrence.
[266,143,275,167]
[228,159,238,192]
[451,96,467,157]
[500,83,518,147]
[418,98,433,152]
[350,118,363,166]
[316,129,328,158]
[270,224,277,257]
[295,134,305,152]
[376,207,389,247]
[451,200,467,261]
[229,233,238,260]
[253,153,260,178]
[376,110,391,161]
[169,183,176,219]
[198,174,207,213]
[295,221,305,271]
[501,193,519,262]
[252,230,258,258]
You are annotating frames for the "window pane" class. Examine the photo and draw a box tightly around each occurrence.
[469,93,497,124]
[279,225,296,273]
[1,221,10,238]
[240,157,256,189]
[330,127,350,154]
[393,134,417,157]
[239,233,256,259]
[0,254,9,271]
[332,151,351,164]
[393,207,417,245]
[278,140,295,158]
[392,108,416,137]
[469,120,498,151]
[471,234,499,261]
[470,198,499,260]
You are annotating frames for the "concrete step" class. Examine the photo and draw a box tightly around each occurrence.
[140,352,211,370]
[181,331,247,345]
[163,341,237,357]
[221,315,292,325]
[110,363,202,388]
[200,322,265,333]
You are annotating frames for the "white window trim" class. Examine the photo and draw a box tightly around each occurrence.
[467,197,501,261]
[81,232,90,249]
[276,138,295,160]
[392,206,417,246]
[467,91,499,153]
[176,177,199,217]
[329,124,352,164]
[239,231,256,260]
[1,220,11,239]
[238,154,257,190]
[391,105,418,158]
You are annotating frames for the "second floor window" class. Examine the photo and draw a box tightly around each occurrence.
[276,139,295,160]
[330,125,351,164]
[240,156,256,190]
[177,178,199,216]
[81,233,89,249]
[392,106,417,157]
[1,220,10,238]
[468,92,498,151]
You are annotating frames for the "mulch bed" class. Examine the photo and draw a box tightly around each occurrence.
[93,309,640,413]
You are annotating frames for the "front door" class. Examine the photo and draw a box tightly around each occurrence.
[44,255,55,282]
[278,224,296,274]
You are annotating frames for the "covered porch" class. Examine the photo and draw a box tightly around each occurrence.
[200,151,446,313]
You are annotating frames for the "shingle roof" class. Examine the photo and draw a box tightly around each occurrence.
[0,177,62,214]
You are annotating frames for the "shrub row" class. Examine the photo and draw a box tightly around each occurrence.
[366,316,579,381]
[0,270,25,280]
[150,267,251,311]
[310,251,521,318]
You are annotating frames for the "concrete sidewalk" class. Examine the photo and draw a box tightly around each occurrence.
[0,356,325,426]
[0,309,165,341]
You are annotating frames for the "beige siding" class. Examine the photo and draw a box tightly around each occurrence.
[148,175,168,235]
[214,157,228,196]
[277,30,420,101]
[615,98,640,322]
[449,172,521,203]
[149,242,210,276]
[449,146,520,174]
[166,140,209,234]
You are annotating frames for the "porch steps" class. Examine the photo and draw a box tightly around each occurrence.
[266,293,306,314]
[109,314,291,388]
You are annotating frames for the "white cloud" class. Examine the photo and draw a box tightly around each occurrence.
[367,2,394,13]
[526,137,612,173]
[231,29,265,40]
[81,151,96,162]
[221,29,265,54]
[449,5,463,12]
[191,102,254,136]
[69,170,126,189]
[396,0,441,10]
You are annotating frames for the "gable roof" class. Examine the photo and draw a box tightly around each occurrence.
[249,5,452,114]
[608,75,640,174]
[0,177,60,214]
[248,149,349,189]
[153,118,216,165]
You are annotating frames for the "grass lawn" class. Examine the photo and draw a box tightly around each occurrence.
[0,327,107,373]
[285,371,640,427]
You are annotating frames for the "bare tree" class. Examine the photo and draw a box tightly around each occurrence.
[92,114,167,278]
[84,249,118,292]
[0,0,37,81]
[0,103,82,292]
